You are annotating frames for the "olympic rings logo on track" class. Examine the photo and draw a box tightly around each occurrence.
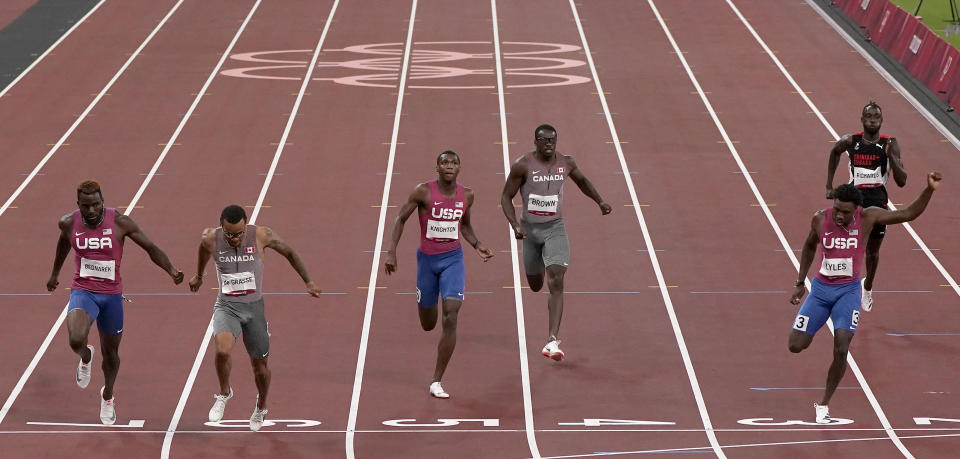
[220,42,591,89]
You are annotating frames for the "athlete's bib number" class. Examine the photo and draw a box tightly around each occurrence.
[80,258,116,281]
[527,193,559,216]
[852,165,884,186]
[819,257,853,278]
[793,314,810,332]
[426,219,459,241]
[220,272,257,296]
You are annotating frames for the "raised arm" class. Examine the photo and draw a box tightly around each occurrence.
[117,214,183,284]
[500,157,527,239]
[865,171,941,227]
[886,137,907,187]
[566,155,612,215]
[46,214,74,291]
[790,212,823,305]
[188,228,216,292]
[260,226,321,297]
[826,135,853,199]
[384,183,427,274]
[459,188,494,262]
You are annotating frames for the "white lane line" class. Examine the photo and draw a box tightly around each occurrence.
[7,427,960,434]
[490,1,540,458]
[0,0,188,219]
[0,0,106,98]
[536,430,960,459]
[738,0,960,297]
[571,1,727,457]
[0,0,194,428]
[160,1,338,457]
[648,0,912,456]
[344,1,417,458]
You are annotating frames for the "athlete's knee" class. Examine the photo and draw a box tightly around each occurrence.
[441,309,459,332]
[252,361,270,379]
[527,274,544,292]
[419,308,438,331]
[788,333,811,353]
[68,335,87,353]
[546,272,565,292]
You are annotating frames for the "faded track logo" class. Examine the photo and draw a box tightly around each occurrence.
[221,42,590,89]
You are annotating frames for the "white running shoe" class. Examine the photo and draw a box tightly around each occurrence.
[249,395,267,432]
[208,388,233,422]
[76,345,94,389]
[861,286,874,312]
[100,386,116,425]
[429,381,450,399]
[815,403,830,424]
[541,339,564,361]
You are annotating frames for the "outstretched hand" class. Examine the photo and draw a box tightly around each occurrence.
[927,171,943,190]
[512,224,527,240]
[306,281,322,298]
[599,202,612,215]
[188,274,203,292]
[825,188,835,200]
[475,244,495,262]
[789,284,806,305]
[384,252,398,275]
[171,269,184,285]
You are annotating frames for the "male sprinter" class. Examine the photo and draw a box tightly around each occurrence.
[825,101,907,311]
[189,205,321,431]
[790,172,941,424]
[47,180,183,424]
[501,124,611,361]
[384,150,494,399]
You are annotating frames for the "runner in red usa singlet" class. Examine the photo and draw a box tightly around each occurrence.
[47,180,183,425]
[788,173,941,425]
[385,150,494,399]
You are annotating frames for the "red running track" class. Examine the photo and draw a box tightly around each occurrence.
[0,0,958,458]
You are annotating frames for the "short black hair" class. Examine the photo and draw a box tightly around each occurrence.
[437,150,459,165]
[862,100,882,115]
[220,204,247,225]
[833,183,863,206]
[534,124,556,138]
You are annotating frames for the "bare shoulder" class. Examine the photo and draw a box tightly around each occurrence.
[58,212,74,230]
[114,213,137,230]
[812,209,826,224]
[463,186,475,202]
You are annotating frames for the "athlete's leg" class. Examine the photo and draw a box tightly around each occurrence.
[433,298,462,382]
[820,330,854,405]
[417,250,441,331]
[863,236,883,291]
[67,309,94,362]
[249,356,271,410]
[213,332,236,396]
[523,225,545,292]
[545,264,567,340]
[788,330,814,353]
[99,332,122,400]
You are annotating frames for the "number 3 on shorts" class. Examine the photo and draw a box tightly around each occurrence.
[851,310,860,327]
[793,314,809,332]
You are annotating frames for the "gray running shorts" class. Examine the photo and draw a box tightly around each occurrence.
[212,297,270,359]
[522,219,570,274]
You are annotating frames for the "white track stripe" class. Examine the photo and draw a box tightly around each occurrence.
[344,1,417,457]
[0,0,187,219]
[648,0,912,456]
[0,0,192,427]
[568,1,727,457]
[0,0,106,98]
[740,0,959,297]
[489,1,541,458]
[160,1,338,457]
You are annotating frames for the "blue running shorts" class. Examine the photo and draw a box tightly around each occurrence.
[416,247,466,308]
[68,289,125,335]
[792,277,861,336]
